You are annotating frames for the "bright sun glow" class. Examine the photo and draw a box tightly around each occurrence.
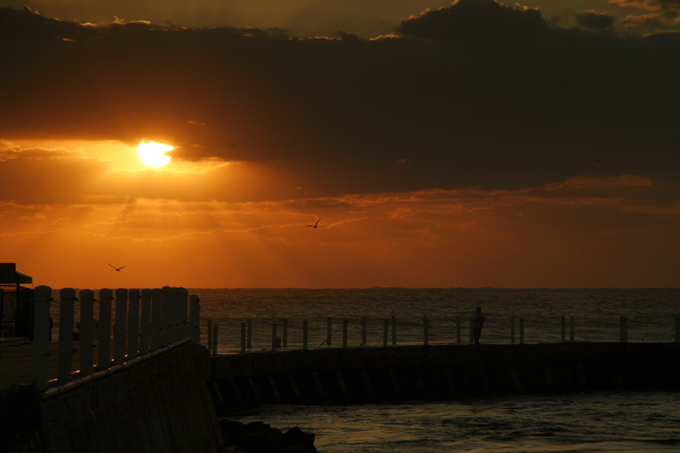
[137,140,172,167]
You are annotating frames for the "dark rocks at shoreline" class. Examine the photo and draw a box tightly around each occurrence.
[220,419,317,452]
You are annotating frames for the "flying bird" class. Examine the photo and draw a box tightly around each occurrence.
[109,264,127,271]
[307,219,321,228]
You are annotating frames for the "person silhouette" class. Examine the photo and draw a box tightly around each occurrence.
[471,306,486,346]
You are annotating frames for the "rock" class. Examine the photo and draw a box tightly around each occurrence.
[220,419,317,452]
[283,426,316,451]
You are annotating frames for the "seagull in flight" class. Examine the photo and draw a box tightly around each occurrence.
[109,264,127,271]
[307,219,321,228]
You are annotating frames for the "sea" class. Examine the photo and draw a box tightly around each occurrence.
[189,288,680,452]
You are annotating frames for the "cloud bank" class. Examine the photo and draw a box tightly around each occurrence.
[2,1,680,288]
[2,2,680,203]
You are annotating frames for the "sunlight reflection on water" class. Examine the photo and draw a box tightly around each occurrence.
[228,391,680,452]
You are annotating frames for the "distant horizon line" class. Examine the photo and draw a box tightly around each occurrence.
[32,286,680,291]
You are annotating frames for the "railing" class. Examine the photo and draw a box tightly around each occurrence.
[205,314,680,356]
[32,285,200,390]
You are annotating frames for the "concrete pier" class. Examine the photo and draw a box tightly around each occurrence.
[2,285,216,453]
[36,340,223,453]
[211,342,680,408]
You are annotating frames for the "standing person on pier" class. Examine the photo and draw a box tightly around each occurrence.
[471,307,486,346]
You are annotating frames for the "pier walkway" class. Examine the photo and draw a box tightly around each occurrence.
[210,342,680,409]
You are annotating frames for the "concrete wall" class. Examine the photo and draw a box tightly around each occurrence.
[211,343,680,408]
[35,339,223,453]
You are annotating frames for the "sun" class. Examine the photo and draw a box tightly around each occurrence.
[137,140,172,167]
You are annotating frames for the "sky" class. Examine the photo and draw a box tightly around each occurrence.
[1,0,680,289]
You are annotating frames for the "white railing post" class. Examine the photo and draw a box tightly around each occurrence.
[98,289,113,369]
[519,317,525,344]
[169,287,179,343]
[58,288,76,385]
[32,285,52,390]
[79,289,95,377]
[561,316,566,342]
[114,288,128,364]
[180,287,189,340]
[189,295,200,343]
[361,316,367,346]
[172,287,183,343]
[128,289,140,359]
[139,289,152,355]
[161,286,172,347]
[150,288,162,352]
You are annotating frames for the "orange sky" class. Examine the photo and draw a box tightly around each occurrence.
[2,2,680,289]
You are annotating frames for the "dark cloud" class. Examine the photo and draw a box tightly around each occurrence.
[1,0,455,39]
[0,6,94,40]
[396,0,549,40]
[609,0,680,16]
[2,2,680,202]
[576,10,615,30]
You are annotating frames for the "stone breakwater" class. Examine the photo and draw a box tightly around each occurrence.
[7,338,320,453]
[211,342,680,406]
